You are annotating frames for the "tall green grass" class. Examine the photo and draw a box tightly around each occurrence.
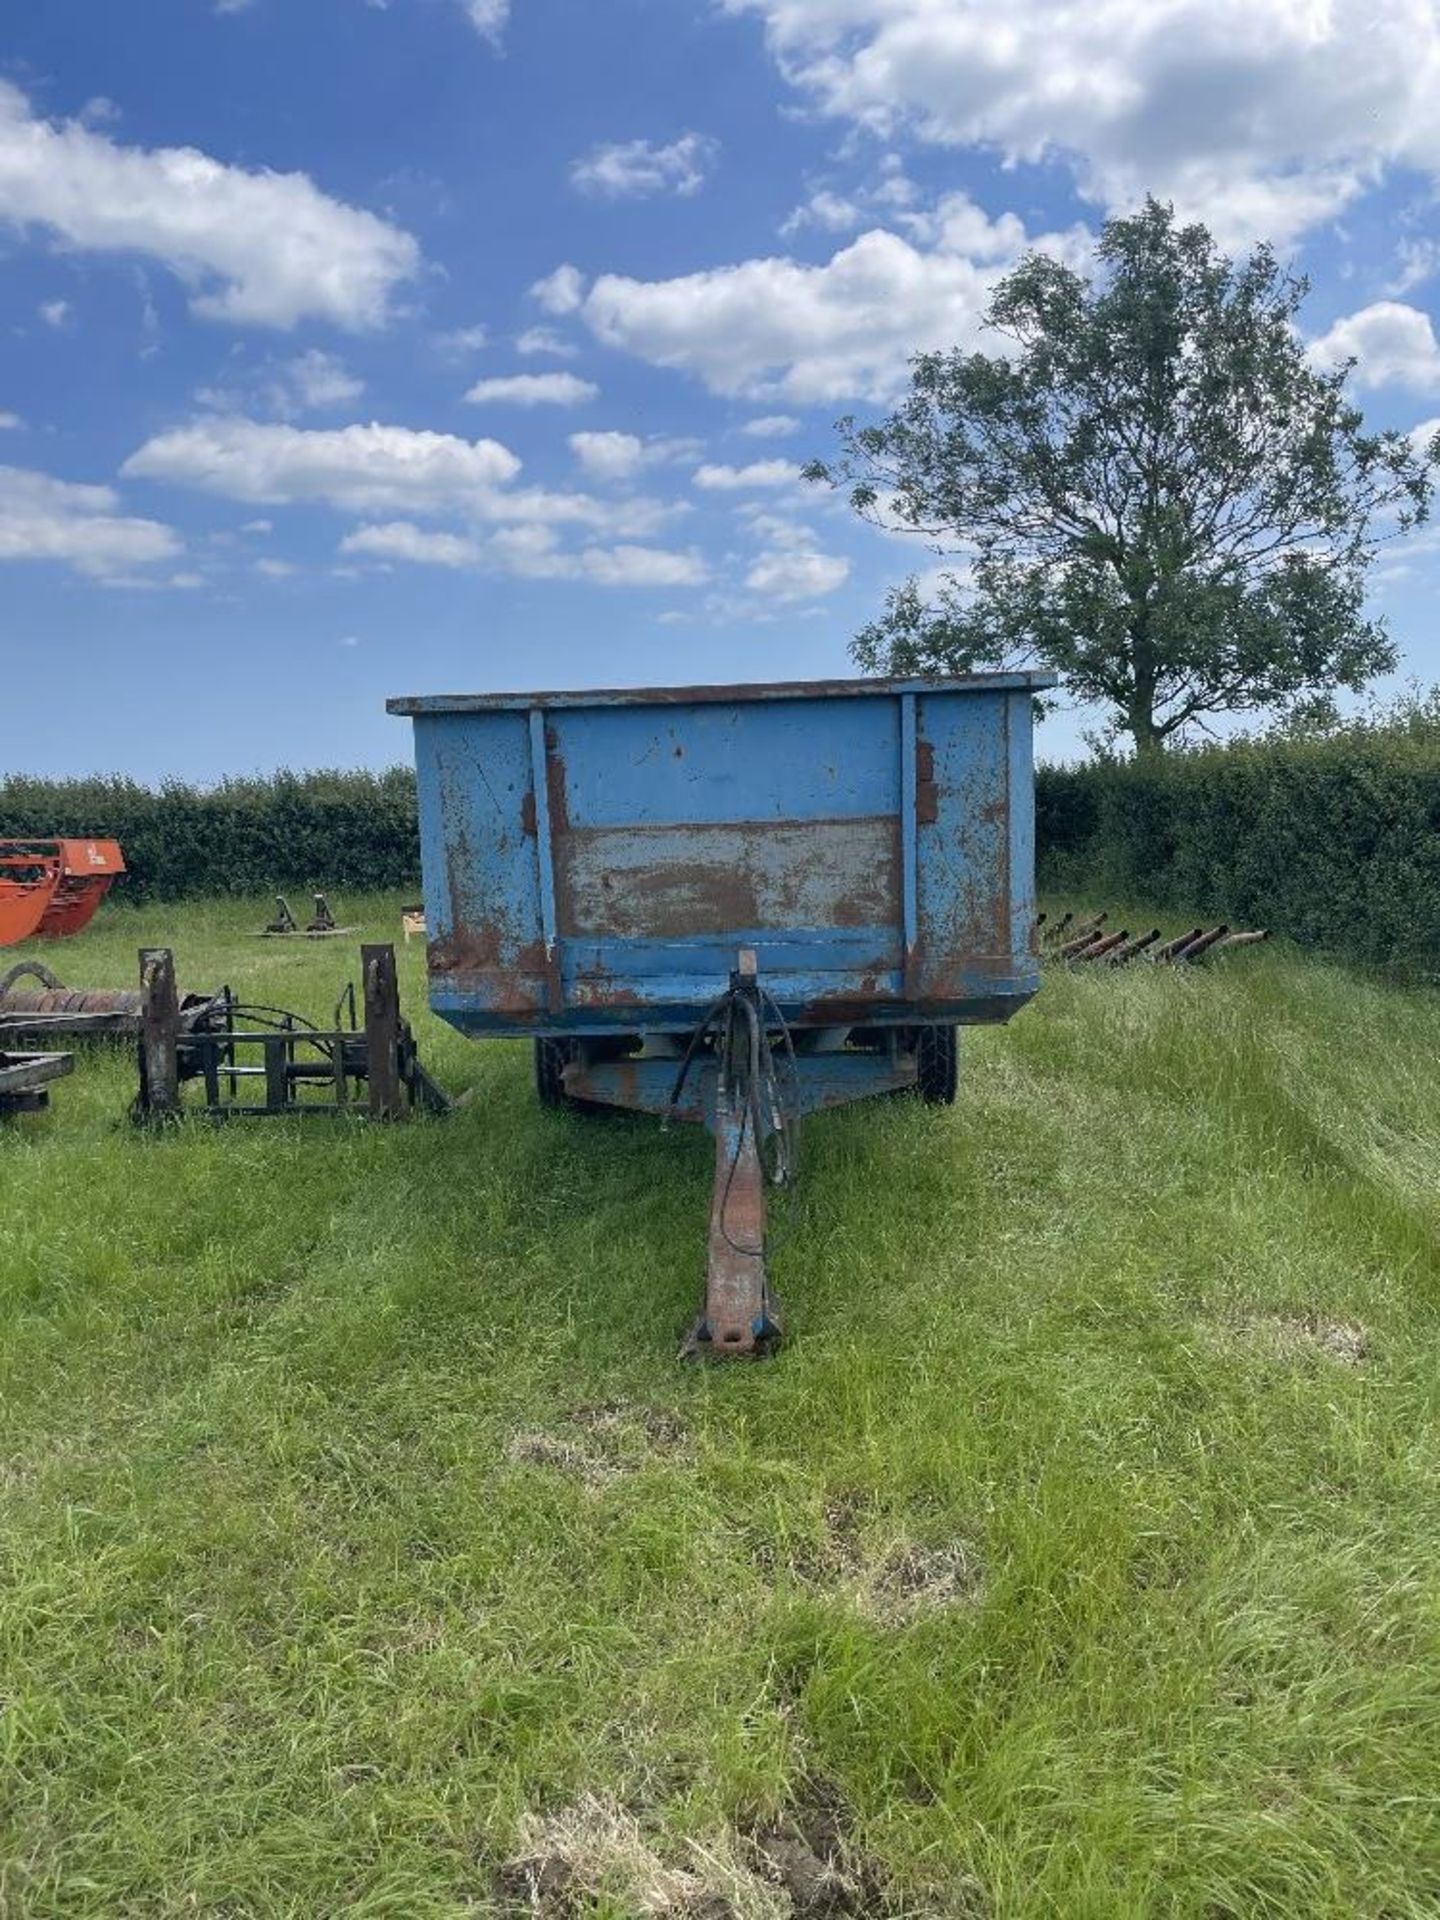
[2,898,1439,1915]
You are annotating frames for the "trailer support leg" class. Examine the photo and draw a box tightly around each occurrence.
[683,950,782,1359]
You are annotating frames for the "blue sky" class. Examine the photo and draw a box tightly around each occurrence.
[4,0,1440,780]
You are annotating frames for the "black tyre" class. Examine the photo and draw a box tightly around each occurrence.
[533,1037,577,1110]
[915,1025,959,1105]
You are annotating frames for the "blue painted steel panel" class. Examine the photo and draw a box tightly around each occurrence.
[545,696,899,828]
[389,673,1054,1041]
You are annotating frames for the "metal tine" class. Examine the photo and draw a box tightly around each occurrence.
[1070,928,1129,962]
[1152,926,1205,963]
[1057,915,1109,958]
[1107,928,1162,967]
[1048,910,1104,951]
[1040,910,1074,948]
[1062,930,1119,962]
[1172,925,1231,964]
[1213,929,1270,952]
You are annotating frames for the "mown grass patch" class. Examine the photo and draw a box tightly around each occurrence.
[3,896,1439,1915]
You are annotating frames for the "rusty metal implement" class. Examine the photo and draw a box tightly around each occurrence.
[0,839,125,947]
[132,945,448,1122]
[389,672,1054,1356]
[0,1047,73,1116]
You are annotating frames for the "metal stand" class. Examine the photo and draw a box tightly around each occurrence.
[683,951,783,1359]
[258,892,356,938]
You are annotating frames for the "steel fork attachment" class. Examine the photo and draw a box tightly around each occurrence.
[683,950,784,1360]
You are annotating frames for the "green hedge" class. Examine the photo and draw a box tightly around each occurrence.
[1037,711,1440,972]
[0,769,420,904]
[10,717,1440,973]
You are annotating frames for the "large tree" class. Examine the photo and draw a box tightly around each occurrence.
[810,200,1436,755]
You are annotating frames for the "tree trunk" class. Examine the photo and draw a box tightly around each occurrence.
[1127,605,1163,758]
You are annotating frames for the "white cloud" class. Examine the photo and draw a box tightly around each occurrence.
[0,79,418,329]
[463,371,598,406]
[340,521,481,568]
[572,204,1083,403]
[339,517,706,587]
[746,545,849,599]
[40,299,71,329]
[123,415,682,548]
[284,349,364,409]
[737,509,850,600]
[531,264,586,315]
[781,188,863,238]
[693,459,802,490]
[98,568,205,591]
[515,325,577,358]
[201,350,363,417]
[435,323,489,356]
[741,414,801,437]
[580,544,708,587]
[570,431,646,481]
[476,483,679,537]
[1309,302,1440,393]
[722,0,1440,248]
[782,154,923,239]
[568,430,697,482]
[0,464,181,576]
[241,517,272,533]
[1388,238,1440,298]
[0,411,21,430]
[461,0,508,43]
[571,133,718,200]
[255,556,297,577]
[123,418,521,512]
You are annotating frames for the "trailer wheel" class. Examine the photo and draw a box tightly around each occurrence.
[915,1025,959,1105]
[534,1038,577,1110]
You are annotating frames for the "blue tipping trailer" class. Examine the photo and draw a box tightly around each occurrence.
[387,672,1054,1354]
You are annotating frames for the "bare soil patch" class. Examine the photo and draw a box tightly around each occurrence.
[1238,1314,1370,1366]
[782,1494,984,1625]
[504,1402,692,1489]
[492,1780,953,1918]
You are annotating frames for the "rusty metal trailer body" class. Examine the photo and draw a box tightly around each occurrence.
[388,673,1052,1352]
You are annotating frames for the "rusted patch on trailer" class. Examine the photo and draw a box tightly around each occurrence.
[520,788,537,837]
[554,817,899,940]
[568,964,642,1010]
[429,925,503,973]
[915,738,938,825]
[543,728,572,835]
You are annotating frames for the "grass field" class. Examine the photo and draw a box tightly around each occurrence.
[3,895,1440,1917]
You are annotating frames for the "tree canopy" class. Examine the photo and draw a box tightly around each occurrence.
[810,200,1436,755]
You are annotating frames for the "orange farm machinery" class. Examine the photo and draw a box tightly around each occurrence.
[0,840,126,947]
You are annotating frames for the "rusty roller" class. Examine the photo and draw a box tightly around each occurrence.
[0,961,222,1041]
